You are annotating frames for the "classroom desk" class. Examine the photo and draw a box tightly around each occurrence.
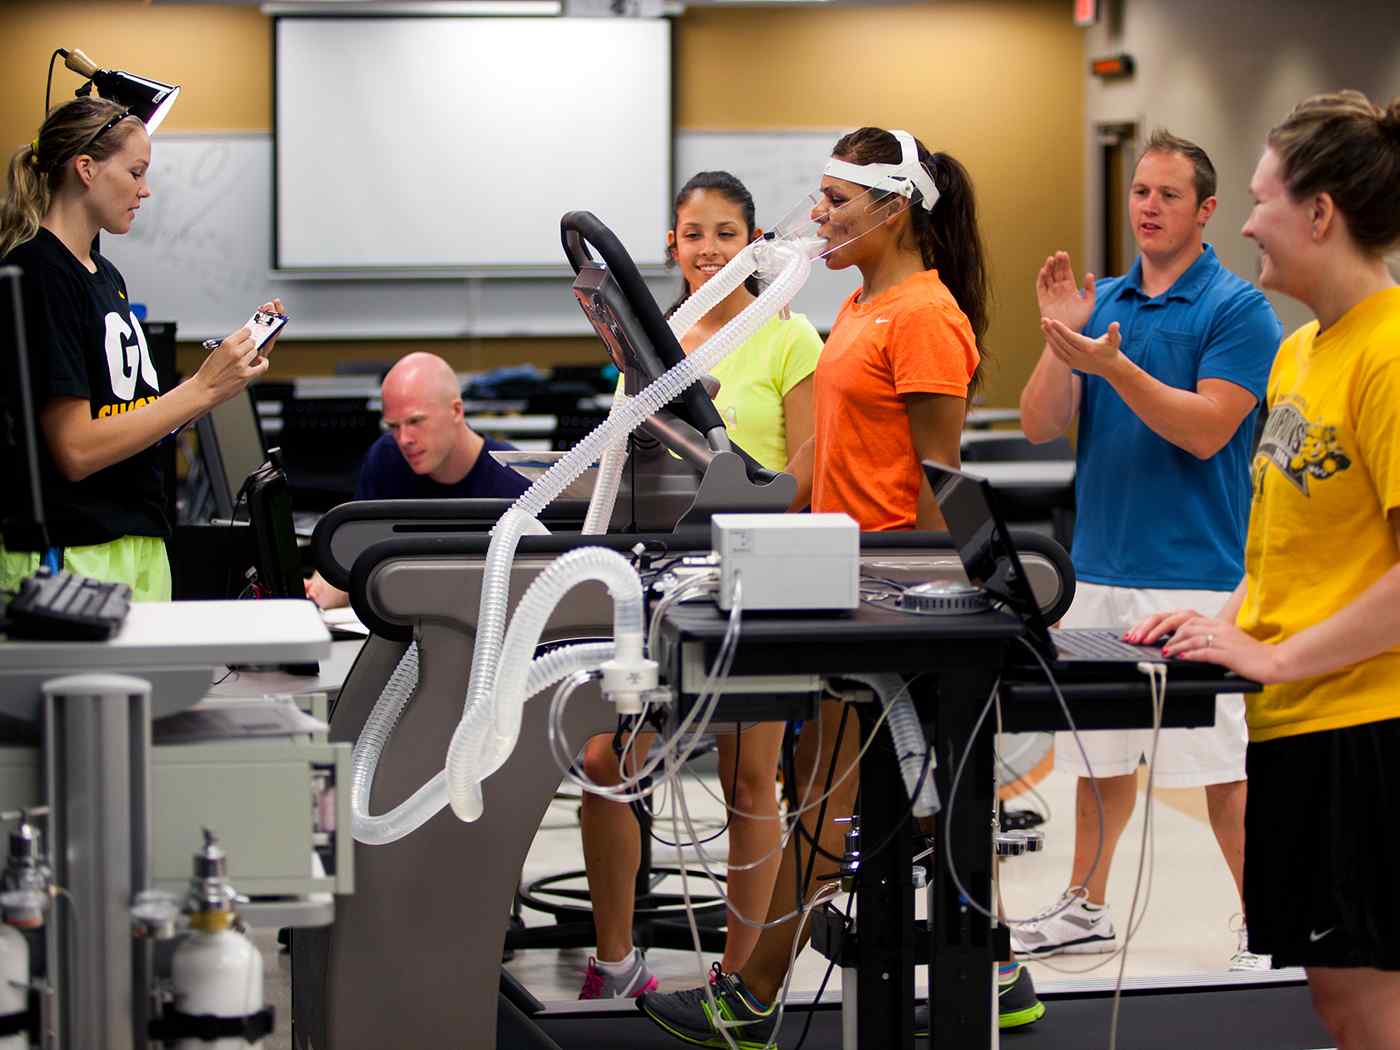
[964,407,1022,429]
[963,460,1076,489]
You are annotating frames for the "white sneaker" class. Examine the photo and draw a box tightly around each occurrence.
[1011,892,1117,958]
[1228,915,1272,972]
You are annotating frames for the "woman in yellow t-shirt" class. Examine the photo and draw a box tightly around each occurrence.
[576,171,822,999]
[1133,91,1400,1046]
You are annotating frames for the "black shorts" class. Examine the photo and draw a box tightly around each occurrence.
[1244,717,1400,971]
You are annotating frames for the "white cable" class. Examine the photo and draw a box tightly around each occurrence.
[659,677,922,928]
[1018,660,1164,980]
[671,739,842,1050]
[549,578,743,802]
[1106,661,1166,1050]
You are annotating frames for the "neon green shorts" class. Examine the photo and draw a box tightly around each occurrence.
[0,535,171,602]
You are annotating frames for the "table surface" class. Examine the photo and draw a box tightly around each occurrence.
[962,460,1076,487]
[0,599,332,721]
[206,637,364,700]
[0,599,330,671]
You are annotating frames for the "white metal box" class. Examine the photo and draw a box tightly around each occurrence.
[711,513,859,612]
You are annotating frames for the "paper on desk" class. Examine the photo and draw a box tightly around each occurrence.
[321,606,369,637]
[154,697,328,744]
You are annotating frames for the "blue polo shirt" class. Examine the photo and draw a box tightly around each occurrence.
[1073,244,1282,590]
[354,434,530,501]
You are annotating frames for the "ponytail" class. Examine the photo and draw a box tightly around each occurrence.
[0,145,51,259]
[912,152,990,393]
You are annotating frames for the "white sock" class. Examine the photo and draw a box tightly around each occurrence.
[595,949,638,974]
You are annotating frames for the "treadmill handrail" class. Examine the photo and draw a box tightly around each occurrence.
[561,210,727,440]
[344,528,1076,643]
[311,497,593,590]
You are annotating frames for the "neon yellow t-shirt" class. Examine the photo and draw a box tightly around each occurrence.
[708,313,823,472]
[1238,286,1400,741]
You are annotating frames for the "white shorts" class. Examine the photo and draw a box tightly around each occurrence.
[1052,582,1247,789]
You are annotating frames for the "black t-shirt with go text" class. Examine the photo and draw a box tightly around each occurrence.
[3,228,168,549]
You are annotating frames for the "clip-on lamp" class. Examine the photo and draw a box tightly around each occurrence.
[47,47,180,132]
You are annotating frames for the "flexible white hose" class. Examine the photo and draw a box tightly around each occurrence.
[350,640,614,845]
[582,390,628,534]
[586,237,770,535]
[446,546,645,821]
[445,238,812,823]
[346,235,815,841]
[844,672,941,818]
[665,237,764,344]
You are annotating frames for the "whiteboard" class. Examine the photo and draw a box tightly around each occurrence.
[675,129,858,329]
[103,134,285,340]
[275,17,670,269]
[101,129,855,340]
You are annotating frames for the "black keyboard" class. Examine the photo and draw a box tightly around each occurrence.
[4,568,132,641]
[1055,628,1163,662]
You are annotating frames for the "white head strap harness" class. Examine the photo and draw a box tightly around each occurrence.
[823,129,939,212]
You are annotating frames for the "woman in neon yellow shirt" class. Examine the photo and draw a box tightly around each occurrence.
[576,171,823,999]
[1133,91,1400,1047]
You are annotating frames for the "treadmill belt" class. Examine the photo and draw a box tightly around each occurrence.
[533,981,1331,1049]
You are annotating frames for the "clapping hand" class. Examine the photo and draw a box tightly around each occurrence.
[1041,319,1125,378]
[1036,252,1096,333]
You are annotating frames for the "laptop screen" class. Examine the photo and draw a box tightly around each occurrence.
[924,461,1056,656]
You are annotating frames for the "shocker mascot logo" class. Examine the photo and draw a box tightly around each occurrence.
[1254,401,1351,496]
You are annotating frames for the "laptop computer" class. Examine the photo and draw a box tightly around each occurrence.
[925,462,1237,679]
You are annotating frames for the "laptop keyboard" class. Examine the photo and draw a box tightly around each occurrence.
[5,568,132,641]
[1055,628,1161,662]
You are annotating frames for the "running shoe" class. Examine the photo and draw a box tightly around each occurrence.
[1228,915,1273,972]
[914,962,1046,1036]
[578,949,659,1000]
[1011,891,1116,958]
[638,963,779,1049]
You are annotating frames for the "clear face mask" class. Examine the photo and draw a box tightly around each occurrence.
[766,129,940,263]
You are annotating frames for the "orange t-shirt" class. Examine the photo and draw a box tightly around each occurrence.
[812,269,979,531]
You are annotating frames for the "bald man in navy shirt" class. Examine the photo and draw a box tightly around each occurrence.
[306,352,528,608]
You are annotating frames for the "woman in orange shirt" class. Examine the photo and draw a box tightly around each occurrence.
[640,127,1041,1048]
[791,126,985,531]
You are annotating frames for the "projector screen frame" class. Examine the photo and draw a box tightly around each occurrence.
[272,14,674,274]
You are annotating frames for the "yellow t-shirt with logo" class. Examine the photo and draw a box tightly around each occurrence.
[708,313,823,471]
[1237,286,1400,741]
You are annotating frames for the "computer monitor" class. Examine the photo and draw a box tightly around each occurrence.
[195,389,268,519]
[0,265,48,553]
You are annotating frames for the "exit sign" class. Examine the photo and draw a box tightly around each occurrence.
[1075,0,1098,27]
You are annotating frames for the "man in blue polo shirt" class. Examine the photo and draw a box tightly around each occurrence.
[305,352,528,608]
[1015,131,1282,968]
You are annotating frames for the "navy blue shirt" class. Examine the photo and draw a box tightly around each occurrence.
[354,433,530,501]
[1073,245,1282,590]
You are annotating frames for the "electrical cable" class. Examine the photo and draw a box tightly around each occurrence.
[634,721,739,850]
[1004,656,1164,985]
[1107,661,1165,1050]
[671,745,841,1050]
[941,638,1110,925]
[549,575,741,803]
[44,49,63,119]
[793,889,854,1050]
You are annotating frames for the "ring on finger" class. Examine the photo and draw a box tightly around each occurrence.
[1205,634,1214,648]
